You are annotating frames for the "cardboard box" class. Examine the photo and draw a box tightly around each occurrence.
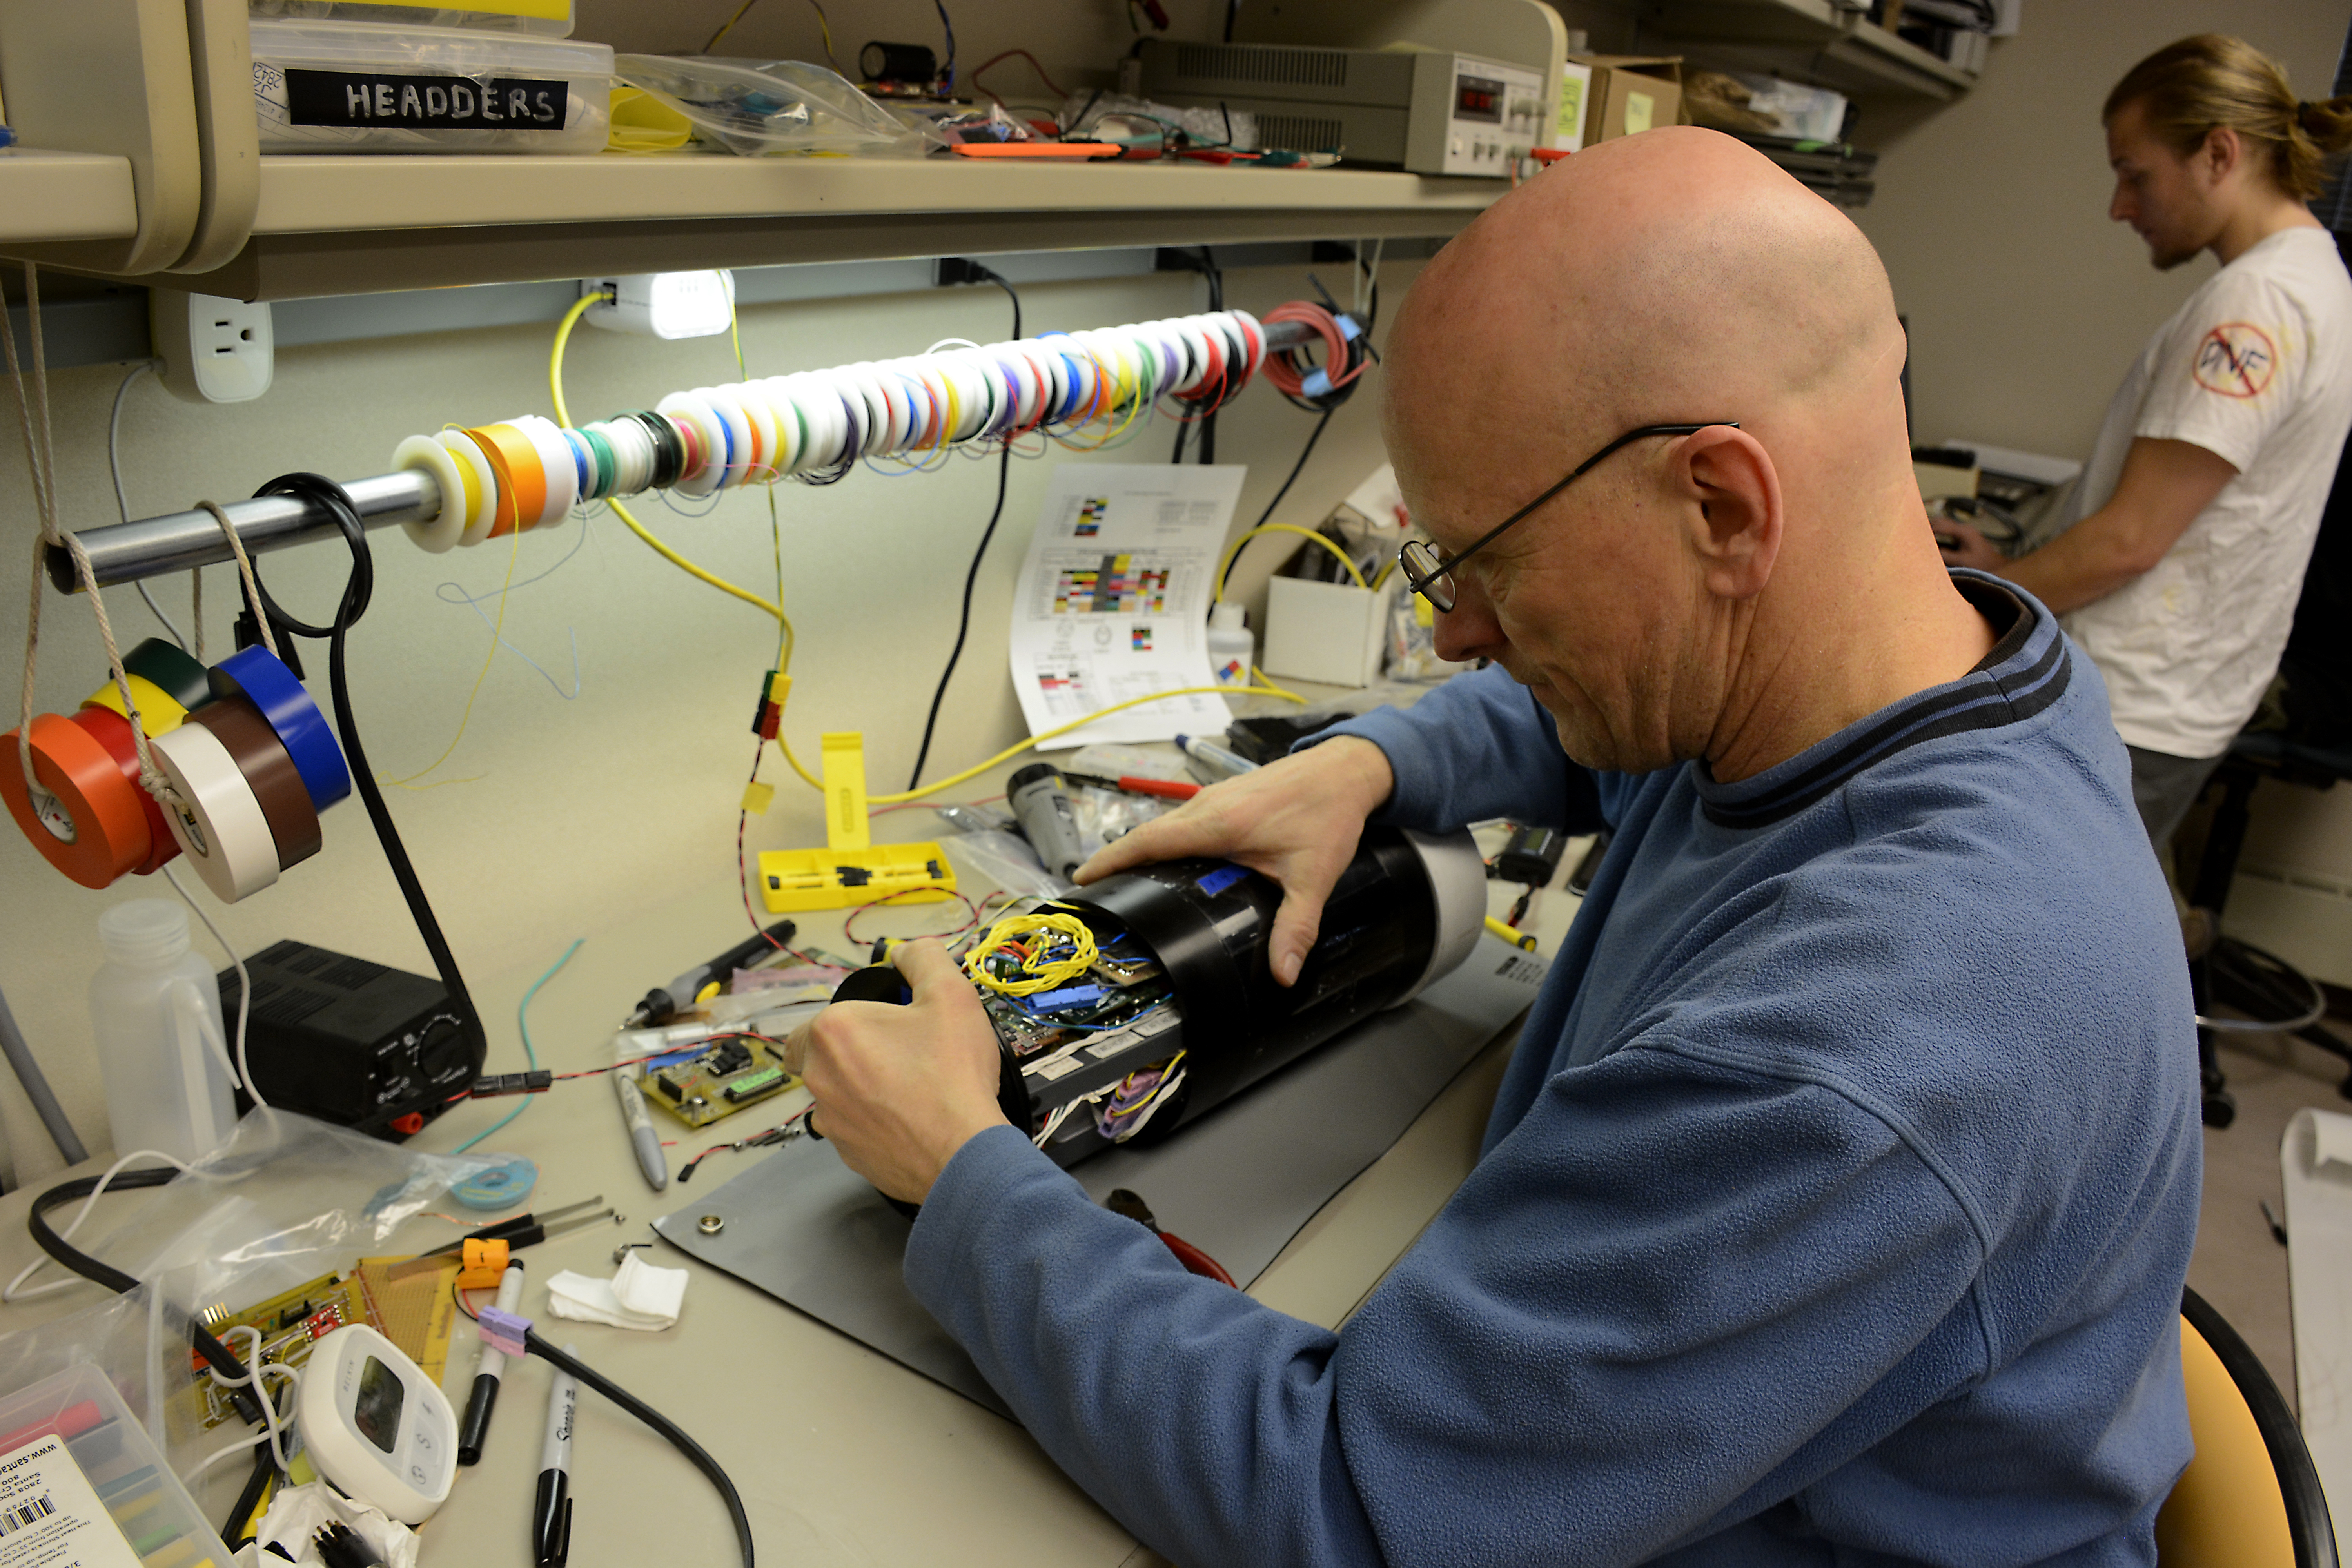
[1572,55,1684,145]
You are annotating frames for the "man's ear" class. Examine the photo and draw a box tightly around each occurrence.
[2196,125,2242,188]
[1675,425,1782,601]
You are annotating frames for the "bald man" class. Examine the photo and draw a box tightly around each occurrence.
[795,129,2200,1564]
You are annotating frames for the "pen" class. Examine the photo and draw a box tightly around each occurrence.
[456,1259,526,1465]
[614,1070,668,1191]
[1173,733,1257,783]
[623,920,799,1028]
[1059,771,1201,801]
[534,1351,577,1568]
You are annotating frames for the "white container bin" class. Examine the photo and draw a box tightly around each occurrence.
[0,1363,234,1568]
[1263,575,1396,688]
[250,19,613,153]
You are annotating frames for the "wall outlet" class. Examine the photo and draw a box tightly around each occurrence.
[152,290,274,404]
[581,272,734,340]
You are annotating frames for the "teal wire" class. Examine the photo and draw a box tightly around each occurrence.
[451,937,584,1156]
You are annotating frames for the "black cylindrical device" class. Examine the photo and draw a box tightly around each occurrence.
[859,40,937,83]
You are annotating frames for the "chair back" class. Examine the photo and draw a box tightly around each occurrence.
[2157,1287,2337,1566]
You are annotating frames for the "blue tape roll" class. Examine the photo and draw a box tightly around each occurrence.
[452,1156,538,1212]
[207,646,351,811]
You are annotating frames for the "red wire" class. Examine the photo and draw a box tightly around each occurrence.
[842,884,982,946]
[969,49,1070,105]
[1261,301,1365,400]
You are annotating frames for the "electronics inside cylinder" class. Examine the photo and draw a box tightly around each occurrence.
[982,826,1481,1169]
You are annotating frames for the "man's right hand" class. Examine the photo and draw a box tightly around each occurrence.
[1074,735,1396,987]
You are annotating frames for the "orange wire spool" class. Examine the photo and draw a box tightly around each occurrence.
[464,424,546,539]
[0,712,152,889]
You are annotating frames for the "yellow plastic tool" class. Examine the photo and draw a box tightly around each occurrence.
[756,731,957,913]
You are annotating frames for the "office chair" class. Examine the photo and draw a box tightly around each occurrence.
[2157,1287,2337,1566]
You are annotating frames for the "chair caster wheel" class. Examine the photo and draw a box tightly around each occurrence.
[2203,1091,2238,1129]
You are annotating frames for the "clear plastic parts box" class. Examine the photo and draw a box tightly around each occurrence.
[0,1363,234,1568]
[252,0,574,35]
[250,19,613,153]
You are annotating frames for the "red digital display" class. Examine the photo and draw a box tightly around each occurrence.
[1455,75,1504,123]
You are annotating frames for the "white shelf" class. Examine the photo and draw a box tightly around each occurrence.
[1639,2,1978,101]
[176,153,1503,300]
[0,149,140,245]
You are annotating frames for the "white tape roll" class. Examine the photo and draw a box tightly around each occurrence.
[393,434,468,553]
[151,721,282,902]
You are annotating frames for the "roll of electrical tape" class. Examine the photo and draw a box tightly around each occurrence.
[0,713,151,888]
[80,673,190,737]
[120,638,212,711]
[71,705,175,875]
[208,645,350,811]
[151,718,282,902]
[393,434,468,553]
[187,695,320,872]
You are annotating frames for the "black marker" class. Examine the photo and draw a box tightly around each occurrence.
[456,1260,525,1465]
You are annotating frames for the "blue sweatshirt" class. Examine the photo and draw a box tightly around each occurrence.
[907,574,2200,1566]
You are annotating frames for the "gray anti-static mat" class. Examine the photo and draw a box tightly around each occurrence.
[655,936,1548,1419]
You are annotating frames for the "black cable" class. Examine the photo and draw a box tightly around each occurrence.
[526,1331,754,1568]
[1214,407,1336,600]
[907,270,1020,790]
[223,1447,278,1549]
[241,474,490,1129]
[907,447,1011,790]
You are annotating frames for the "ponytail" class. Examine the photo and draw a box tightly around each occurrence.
[2107,35,2349,202]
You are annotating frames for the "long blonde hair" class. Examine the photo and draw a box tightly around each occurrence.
[2105,34,2352,202]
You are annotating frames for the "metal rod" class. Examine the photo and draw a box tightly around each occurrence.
[47,316,1326,593]
[0,981,87,1166]
[46,470,438,592]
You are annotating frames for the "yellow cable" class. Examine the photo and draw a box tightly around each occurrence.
[963,909,1098,995]
[1249,664,1303,704]
[778,680,1306,806]
[550,290,791,628]
[1214,523,1368,600]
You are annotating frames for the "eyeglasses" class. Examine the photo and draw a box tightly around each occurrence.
[1395,422,1740,613]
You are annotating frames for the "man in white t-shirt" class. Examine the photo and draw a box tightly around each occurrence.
[1940,35,2352,852]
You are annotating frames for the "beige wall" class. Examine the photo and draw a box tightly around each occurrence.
[0,258,1416,1183]
[1851,2,2344,461]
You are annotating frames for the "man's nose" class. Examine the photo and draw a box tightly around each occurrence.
[1430,581,1505,665]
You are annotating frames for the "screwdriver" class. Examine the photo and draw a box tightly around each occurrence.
[410,1198,616,1261]
[623,920,800,1029]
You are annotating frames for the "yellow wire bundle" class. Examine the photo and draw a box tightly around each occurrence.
[963,910,1100,996]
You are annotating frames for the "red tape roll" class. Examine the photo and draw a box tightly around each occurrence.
[71,706,176,876]
[0,715,150,889]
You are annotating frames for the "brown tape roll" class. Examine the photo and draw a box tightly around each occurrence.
[187,694,322,871]
[0,714,149,888]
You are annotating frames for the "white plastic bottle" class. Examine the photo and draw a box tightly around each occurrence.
[1207,601,1255,688]
[88,901,237,1163]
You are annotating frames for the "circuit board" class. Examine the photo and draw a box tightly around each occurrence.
[644,1035,799,1128]
[176,1270,372,1440]
[171,1259,460,1442]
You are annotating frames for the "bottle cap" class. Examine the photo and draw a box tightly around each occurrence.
[1209,601,1247,632]
[98,899,192,969]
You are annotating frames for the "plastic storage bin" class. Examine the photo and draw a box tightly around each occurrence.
[251,0,573,35]
[250,19,613,153]
[0,1363,233,1567]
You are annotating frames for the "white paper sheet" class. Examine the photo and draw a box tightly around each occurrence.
[1009,464,1243,750]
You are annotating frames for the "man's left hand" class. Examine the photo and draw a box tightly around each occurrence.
[782,940,1009,1204]
[1935,519,2005,573]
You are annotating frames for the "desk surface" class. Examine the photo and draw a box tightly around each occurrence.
[0,738,1572,1566]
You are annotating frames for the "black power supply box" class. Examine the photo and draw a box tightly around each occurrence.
[217,941,473,1139]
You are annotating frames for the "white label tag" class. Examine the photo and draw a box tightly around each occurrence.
[0,1432,143,1567]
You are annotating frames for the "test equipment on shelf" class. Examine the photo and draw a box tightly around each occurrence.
[1136,40,1549,175]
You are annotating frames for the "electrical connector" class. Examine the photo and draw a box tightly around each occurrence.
[470,1070,552,1098]
[749,669,789,740]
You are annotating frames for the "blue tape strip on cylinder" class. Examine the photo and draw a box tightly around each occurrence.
[208,646,352,810]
